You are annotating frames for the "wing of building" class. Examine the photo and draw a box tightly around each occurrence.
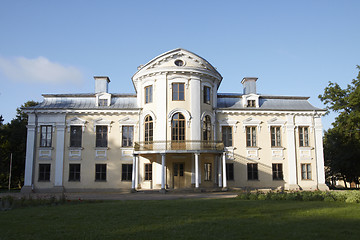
[21,48,328,193]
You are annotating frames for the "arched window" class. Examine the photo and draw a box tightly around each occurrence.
[144,115,153,143]
[203,115,212,141]
[172,113,185,141]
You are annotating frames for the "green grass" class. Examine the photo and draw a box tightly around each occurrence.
[1,199,360,240]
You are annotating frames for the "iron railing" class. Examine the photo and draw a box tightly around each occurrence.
[134,140,224,151]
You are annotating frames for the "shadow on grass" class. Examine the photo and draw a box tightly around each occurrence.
[1,199,359,240]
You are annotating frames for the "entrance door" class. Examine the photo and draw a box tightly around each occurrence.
[173,163,185,189]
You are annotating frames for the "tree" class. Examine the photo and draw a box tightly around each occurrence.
[0,101,38,189]
[319,65,360,187]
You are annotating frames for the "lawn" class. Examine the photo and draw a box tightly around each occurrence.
[1,198,359,240]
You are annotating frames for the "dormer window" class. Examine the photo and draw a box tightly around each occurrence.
[247,100,256,107]
[99,99,108,107]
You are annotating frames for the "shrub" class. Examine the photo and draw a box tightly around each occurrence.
[257,194,267,200]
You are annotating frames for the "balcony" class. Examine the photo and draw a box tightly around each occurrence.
[134,140,224,152]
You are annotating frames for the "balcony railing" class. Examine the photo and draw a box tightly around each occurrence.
[134,140,224,152]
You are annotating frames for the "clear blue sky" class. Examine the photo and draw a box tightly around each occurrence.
[0,0,359,131]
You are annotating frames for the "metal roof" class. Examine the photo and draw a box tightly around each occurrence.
[29,95,139,110]
[217,94,324,111]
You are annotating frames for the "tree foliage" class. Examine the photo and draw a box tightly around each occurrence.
[0,101,38,189]
[319,66,360,186]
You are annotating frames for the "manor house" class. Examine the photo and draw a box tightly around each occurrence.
[22,48,328,193]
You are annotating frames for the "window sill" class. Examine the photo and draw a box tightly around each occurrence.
[95,180,107,182]
[39,147,54,150]
[68,180,81,182]
[246,146,259,150]
[271,146,284,149]
[38,180,50,182]
[299,146,313,150]
[68,147,84,150]
[94,147,109,150]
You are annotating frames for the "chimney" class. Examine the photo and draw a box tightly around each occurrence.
[94,76,110,93]
[241,77,258,95]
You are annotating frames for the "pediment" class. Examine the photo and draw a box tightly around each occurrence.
[133,48,222,80]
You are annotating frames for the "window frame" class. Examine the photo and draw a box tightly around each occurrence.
[204,163,212,181]
[38,164,51,182]
[145,85,153,104]
[144,163,152,181]
[96,125,108,148]
[122,125,134,147]
[95,164,107,181]
[299,126,309,147]
[301,163,312,180]
[202,115,212,141]
[222,126,233,147]
[246,126,257,147]
[203,86,211,104]
[70,126,82,148]
[226,163,234,181]
[172,113,186,141]
[172,83,185,101]
[122,164,133,181]
[272,163,283,180]
[144,115,153,143]
[69,164,81,182]
[40,125,52,147]
[247,163,258,180]
[270,126,281,147]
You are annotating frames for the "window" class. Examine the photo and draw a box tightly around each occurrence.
[174,59,184,66]
[122,126,134,147]
[299,127,309,147]
[301,163,312,180]
[271,126,281,147]
[145,85,153,103]
[95,164,106,181]
[70,126,82,147]
[222,126,233,147]
[40,125,52,147]
[172,113,185,141]
[172,83,185,101]
[69,164,80,181]
[203,116,212,141]
[144,163,152,181]
[247,163,258,180]
[144,115,153,143]
[98,99,108,106]
[122,164,133,181]
[204,163,211,181]
[96,126,108,147]
[247,100,256,107]
[38,164,51,181]
[226,163,234,181]
[272,164,283,180]
[203,86,211,104]
[246,127,257,147]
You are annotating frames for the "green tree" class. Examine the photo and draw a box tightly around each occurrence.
[319,66,360,187]
[0,101,38,189]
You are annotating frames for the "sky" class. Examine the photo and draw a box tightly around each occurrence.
[0,0,359,131]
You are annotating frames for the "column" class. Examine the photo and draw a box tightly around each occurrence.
[190,76,201,141]
[135,155,139,189]
[195,153,199,188]
[54,124,66,189]
[22,115,37,192]
[314,116,329,190]
[161,153,166,191]
[131,154,137,190]
[218,155,223,187]
[222,152,227,188]
[286,115,298,190]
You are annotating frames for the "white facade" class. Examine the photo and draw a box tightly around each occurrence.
[22,49,328,193]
